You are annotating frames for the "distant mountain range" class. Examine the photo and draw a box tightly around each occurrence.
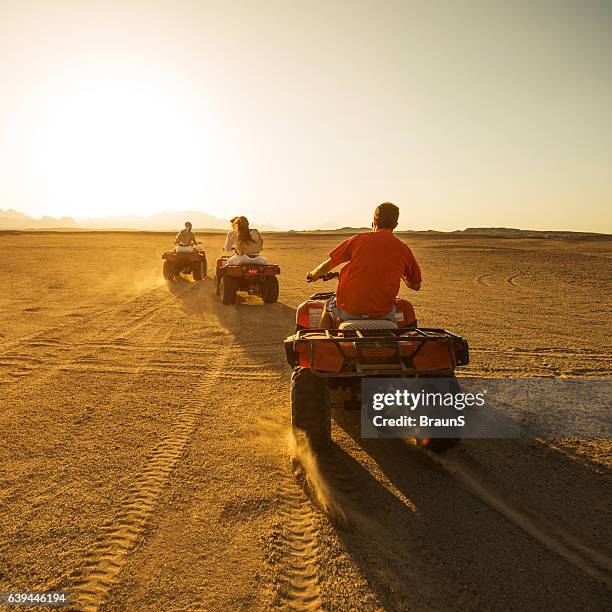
[293,226,609,238]
[0,209,607,237]
[0,208,79,229]
[77,210,231,230]
[453,227,608,239]
[0,209,278,231]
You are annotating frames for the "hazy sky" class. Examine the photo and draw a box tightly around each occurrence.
[0,0,610,231]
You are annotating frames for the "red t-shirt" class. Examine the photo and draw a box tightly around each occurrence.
[329,230,421,317]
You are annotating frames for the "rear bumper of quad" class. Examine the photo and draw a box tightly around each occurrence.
[215,261,281,280]
[285,328,469,377]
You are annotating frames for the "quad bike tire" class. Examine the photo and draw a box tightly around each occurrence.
[220,275,238,304]
[415,437,460,452]
[192,261,204,281]
[291,367,331,449]
[163,260,175,281]
[215,276,221,296]
[415,374,461,452]
[262,276,279,303]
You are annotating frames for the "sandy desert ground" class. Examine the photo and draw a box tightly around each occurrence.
[0,230,610,611]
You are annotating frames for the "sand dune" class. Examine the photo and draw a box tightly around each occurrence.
[0,232,610,610]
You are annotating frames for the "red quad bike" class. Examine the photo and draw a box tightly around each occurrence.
[284,272,470,452]
[162,244,208,281]
[214,256,281,305]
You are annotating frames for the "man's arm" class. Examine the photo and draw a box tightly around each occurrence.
[191,232,198,245]
[403,249,422,291]
[307,257,336,281]
[308,235,355,280]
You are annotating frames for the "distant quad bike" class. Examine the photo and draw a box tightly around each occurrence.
[162,244,207,281]
[284,273,470,452]
[214,256,281,305]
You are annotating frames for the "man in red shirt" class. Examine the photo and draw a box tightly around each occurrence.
[307,202,422,328]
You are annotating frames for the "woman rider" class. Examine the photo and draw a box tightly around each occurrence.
[223,216,267,264]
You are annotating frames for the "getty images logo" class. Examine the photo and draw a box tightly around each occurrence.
[371,389,486,412]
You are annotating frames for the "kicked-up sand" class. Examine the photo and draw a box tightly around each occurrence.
[0,230,610,610]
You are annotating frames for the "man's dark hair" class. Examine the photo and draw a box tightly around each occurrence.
[374,202,399,230]
[185,221,192,228]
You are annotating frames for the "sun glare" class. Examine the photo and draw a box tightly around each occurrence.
[9,63,231,220]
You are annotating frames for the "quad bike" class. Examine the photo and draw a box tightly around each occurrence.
[284,272,470,452]
[214,256,281,305]
[162,243,208,281]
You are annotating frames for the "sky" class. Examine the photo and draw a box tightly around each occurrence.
[0,0,610,232]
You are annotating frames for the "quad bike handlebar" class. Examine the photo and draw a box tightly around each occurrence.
[306,271,339,283]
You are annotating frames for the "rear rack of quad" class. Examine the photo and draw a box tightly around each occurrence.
[162,249,206,260]
[285,327,469,377]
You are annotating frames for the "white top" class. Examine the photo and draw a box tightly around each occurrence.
[223,228,263,255]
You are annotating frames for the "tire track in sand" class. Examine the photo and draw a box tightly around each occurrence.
[506,270,538,293]
[0,283,197,387]
[274,467,322,611]
[0,283,169,354]
[507,272,522,287]
[0,309,181,553]
[70,337,233,611]
[477,271,528,292]
[475,273,493,288]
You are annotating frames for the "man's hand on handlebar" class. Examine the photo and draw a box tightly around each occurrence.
[306,270,324,282]
[307,257,336,283]
[307,271,339,283]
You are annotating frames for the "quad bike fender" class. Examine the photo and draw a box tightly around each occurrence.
[284,339,300,369]
[294,335,346,373]
[296,300,326,330]
[394,299,417,328]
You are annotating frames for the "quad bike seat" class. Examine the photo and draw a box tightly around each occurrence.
[338,319,398,331]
